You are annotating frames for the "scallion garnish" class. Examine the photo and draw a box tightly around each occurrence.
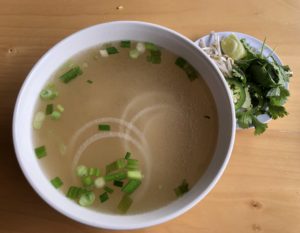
[33,111,46,130]
[45,104,54,115]
[145,42,158,51]
[69,153,143,211]
[81,176,94,187]
[51,111,61,120]
[175,57,198,81]
[98,124,110,131]
[104,186,114,194]
[126,159,139,170]
[79,191,95,206]
[94,177,105,188]
[99,49,109,57]
[59,66,82,83]
[175,57,187,68]
[120,40,131,48]
[136,42,146,53]
[129,49,140,59]
[104,171,127,182]
[113,180,124,187]
[66,186,84,199]
[76,165,88,177]
[106,47,119,55]
[50,177,63,188]
[184,65,198,81]
[147,50,161,64]
[174,179,189,197]
[88,167,101,177]
[35,145,46,159]
[127,170,143,180]
[99,192,109,203]
[122,179,141,194]
[40,88,58,100]
[117,195,133,214]
[124,152,131,160]
[106,159,126,174]
[56,104,64,112]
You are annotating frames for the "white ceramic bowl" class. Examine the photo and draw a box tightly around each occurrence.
[13,21,236,230]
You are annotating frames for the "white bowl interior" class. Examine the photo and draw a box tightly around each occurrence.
[13,21,235,230]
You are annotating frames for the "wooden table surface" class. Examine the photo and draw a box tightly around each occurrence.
[1,0,300,232]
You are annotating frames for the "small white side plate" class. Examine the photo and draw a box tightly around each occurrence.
[195,32,285,127]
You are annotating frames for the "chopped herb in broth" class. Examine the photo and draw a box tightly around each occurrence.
[33,41,218,214]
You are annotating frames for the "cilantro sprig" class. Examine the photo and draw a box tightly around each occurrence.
[224,36,292,135]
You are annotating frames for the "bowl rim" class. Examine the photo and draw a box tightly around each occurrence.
[12,20,236,230]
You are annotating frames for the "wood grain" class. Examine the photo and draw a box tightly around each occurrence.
[1,0,300,232]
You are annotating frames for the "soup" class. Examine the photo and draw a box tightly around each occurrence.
[32,41,218,214]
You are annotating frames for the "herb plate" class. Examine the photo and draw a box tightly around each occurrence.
[195,32,287,129]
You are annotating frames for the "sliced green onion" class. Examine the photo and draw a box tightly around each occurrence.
[104,186,114,194]
[94,177,105,188]
[117,195,133,214]
[99,49,109,57]
[147,50,161,64]
[136,42,146,53]
[184,65,198,81]
[175,57,198,81]
[86,80,93,84]
[124,152,131,160]
[106,159,126,174]
[81,176,94,187]
[79,191,95,206]
[88,167,101,177]
[120,40,131,48]
[175,57,187,68]
[40,88,58,100]
[45,104,54,115]
[126,159,139,170]
[106,47,119,55]
[51,111,61,120]
[129,49,140,59]
[127,170,143,180]
[76,165,88,177]
[113,180,124,187]
[66,186,85,199]
[145,42,158,51]
[122,179,141,194]
[56,104,64,112]
[35,145,46,159]
[99,192,109,203]
[50,177,63,188]
[98,124,110,131]
[59,66,82,83]
[104,171,127,181]
[174,179,189,197]
[33,111,46,129]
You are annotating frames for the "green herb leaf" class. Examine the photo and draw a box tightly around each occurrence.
[236,110,253,128]
[252,116,268,135]
[268,105,288,119]
[231,65,247,84]
[174,179,189,197]
[268,86,290,106]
